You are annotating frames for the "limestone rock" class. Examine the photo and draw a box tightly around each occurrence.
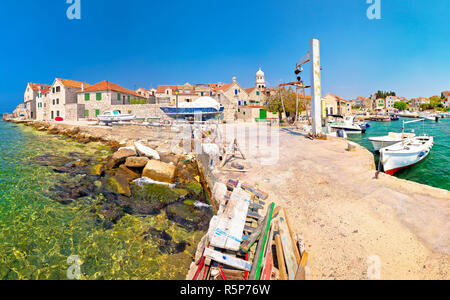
[135,142,160,160]
[142,160,177,184]
[125,156,149,168]
[117,164,141,182]
[112,147,137,161]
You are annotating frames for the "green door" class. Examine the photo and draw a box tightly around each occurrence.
[259,109,267,119]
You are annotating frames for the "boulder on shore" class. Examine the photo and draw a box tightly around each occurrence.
[112,147,137,161]
[117,164,141,182]
[142,160,177,184]
[125,156,149,168]
[134,142,160,160]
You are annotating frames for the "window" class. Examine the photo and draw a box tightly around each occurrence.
[117,93,121,100]
[56,111,60,117]
[238,109,241,112]
[201,92,204,96]
[95,109,100,116]
[256,91,260,96]
[52,88,55,93]
[85,93,90,101]
[56,86,60,93]
[51,111,54,119]
[56,99,59,105]
[96,93,102,101]
[52,99,55,105]
[235,89,238,95]
[238,101,241,106]
[84,110,89,117]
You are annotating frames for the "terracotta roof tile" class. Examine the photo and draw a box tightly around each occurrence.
[57,78,90,88]
[78,81,143,98]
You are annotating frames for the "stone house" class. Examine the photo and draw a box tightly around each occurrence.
[372,98,385,112]
[136,88,157,100]
[47,78,91,121]
[24,82,51,119]
[410,97,430,110]
[385,96,397,112]
[76,80,147,119]
[441,91,450,108]
[35,88,51,121]
[323,94,350,116]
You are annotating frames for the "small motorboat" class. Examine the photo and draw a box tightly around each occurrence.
[97,110,136,123]
[329,116,366,134]
[379,119,433,175]
[369,131,416,151]
[419,113,439,122]
[397,111,419,118]
[371,115,391,122]
[380,135,433,175]
[390,114,400,121]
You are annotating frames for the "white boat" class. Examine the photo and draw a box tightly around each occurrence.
[329,116,366,134]
[97,110,136,123]
[419,112,439,122]
[398,110,419,118]
[379,119,433,175]
[369,131,416,151]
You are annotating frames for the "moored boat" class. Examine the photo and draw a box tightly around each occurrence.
[419,112,439,122]
[329,116,366,134]
[380,135,434,175]
[369,131,416,151]
[97,110,136,123]
[160,96,224,120]
[370,115,391,122]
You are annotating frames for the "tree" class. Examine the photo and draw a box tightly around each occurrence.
[265,88,307,122]
[374,90,396,99]
[394,101,407,111]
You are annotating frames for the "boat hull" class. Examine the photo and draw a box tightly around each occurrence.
[160,106,224,119]
[380,137,433,175]
[98,114,136,122]
[330,125,365,133]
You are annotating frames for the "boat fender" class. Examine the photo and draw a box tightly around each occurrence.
[337,129,345,138]
[419,151,425,158]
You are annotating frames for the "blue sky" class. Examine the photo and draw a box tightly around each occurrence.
[0,0,449,113]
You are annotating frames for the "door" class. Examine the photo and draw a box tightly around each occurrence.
[259,109,267,119]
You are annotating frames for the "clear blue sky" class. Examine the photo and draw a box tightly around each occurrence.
[0,0,449,112]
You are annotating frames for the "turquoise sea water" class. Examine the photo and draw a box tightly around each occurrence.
[348,117,450,191]
[0,121,205,280]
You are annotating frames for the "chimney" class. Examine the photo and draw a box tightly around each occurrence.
[232,76,237,83]
[81,83,85,92]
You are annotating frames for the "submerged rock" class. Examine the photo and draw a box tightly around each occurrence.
[144,228,187,254]
[142,160,177,184]
[165,202,211,231]
[128,183,181,213]
[107,174,131,197]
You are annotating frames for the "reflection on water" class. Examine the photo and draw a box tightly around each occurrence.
[0,122,207,279]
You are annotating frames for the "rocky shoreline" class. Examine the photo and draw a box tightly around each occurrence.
[6,119,214,265]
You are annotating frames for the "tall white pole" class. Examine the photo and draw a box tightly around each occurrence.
[310,38,322,135]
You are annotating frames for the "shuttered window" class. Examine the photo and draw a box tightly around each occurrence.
[95,109,100,116]
[96,93,102,100]
[84,110,89,117]
[85,93,90,101]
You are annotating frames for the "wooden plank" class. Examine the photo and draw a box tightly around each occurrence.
[241,219,265,253]
[241,183,269,200]
[274,234,288,280]
[278,212,299,280]
[209,188,251,251]
[261,224,275,280]
[204,248,252,271]
[283,208,301,264]
[251,202,275,280]
[294,252,309,280]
